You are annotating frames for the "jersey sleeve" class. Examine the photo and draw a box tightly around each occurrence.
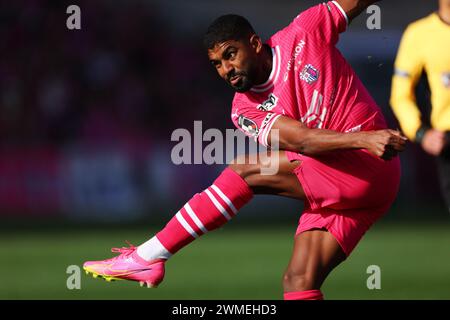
[291,1,348,45]
[231,95,282,148]
[390,24,425,140]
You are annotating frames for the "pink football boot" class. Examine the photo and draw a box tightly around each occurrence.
[83,242,165,288]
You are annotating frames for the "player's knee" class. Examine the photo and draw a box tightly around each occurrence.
[282,270,318,292]
[228,156,261,183]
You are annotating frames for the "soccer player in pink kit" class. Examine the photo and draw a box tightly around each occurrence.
[84,0,407,300]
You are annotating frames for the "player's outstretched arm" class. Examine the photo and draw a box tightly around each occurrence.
[269,115,407,160]
[336,0,381,23]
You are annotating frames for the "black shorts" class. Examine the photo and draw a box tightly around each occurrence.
[437,133,450,211]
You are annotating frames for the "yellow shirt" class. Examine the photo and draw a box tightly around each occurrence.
[390,13,450,140]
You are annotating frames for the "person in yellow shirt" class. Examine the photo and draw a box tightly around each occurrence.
[391,0,450,212]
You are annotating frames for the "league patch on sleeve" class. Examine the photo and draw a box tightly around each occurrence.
[238,115,259,137]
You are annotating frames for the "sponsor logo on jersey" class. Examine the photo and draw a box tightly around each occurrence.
[442,72,450,88]
[238,115,259,137]
[284,40,306,82]
[300,64,319,84]
[257,93,278,111]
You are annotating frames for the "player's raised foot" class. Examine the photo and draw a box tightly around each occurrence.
[83,242,166,288]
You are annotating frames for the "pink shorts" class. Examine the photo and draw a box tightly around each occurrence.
[286,149,401,256]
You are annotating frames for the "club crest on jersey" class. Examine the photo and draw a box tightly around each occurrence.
[256,93,278,111]
[238,115,259,137]
[442,72,450,88]
[300,64,319,84]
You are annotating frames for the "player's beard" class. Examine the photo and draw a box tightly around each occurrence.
[227,71,252,93]
[227,63,258,93]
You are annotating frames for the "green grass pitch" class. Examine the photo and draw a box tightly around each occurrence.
[1,221,449,299]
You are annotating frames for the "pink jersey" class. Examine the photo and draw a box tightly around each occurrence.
[232,1,387,147]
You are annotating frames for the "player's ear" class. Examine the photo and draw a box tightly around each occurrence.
[249,34,263,53]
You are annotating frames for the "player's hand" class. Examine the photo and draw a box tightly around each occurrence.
[421,129,445,156]
[363,129,408,160]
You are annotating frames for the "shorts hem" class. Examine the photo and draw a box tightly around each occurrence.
[296,222,351,257]
[285,151,322,211]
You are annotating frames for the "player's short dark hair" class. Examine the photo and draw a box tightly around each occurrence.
[203,14,256,50]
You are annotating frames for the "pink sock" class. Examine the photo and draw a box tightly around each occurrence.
[284,290,324,300]
[155,168,253,254]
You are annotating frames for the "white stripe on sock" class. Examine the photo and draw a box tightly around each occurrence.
[205,188,231,220]
[136,236,172,261]
[176,211,199,238]
[211,184,237,214]
[184,203,208,234]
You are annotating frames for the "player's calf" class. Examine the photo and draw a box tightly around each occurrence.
[283,270,318,293]
[282,229,346,300]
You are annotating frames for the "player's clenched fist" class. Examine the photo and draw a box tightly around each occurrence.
[362,129,408,160]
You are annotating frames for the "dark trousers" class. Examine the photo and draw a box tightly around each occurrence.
[437,133,450,212]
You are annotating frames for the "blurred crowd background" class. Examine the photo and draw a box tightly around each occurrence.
[0,0,447,223]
